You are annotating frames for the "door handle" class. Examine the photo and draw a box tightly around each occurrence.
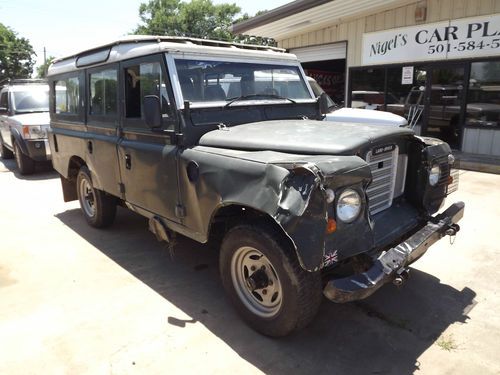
[125,154,131,169]
[87,140,93,154]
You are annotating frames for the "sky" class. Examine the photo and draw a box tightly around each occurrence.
[0,0,290,72]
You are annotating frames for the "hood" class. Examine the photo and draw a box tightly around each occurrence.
[10,112,50,126]
[324,108,408,127]
[199,120,414,155]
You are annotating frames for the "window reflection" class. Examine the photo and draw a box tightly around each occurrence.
[466,61,500,128]
[350,68,385,110]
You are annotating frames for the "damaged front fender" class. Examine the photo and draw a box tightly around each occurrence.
[179,147,372,272]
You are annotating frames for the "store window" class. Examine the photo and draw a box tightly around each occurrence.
[385,66,427,128]
[350,68,385,110]
[466,61,500,128]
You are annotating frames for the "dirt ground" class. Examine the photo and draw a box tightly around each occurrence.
[1,157,499,374]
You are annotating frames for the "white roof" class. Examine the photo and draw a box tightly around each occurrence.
[48,36,297,77]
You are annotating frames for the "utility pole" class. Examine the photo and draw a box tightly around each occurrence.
[43,47,47,77]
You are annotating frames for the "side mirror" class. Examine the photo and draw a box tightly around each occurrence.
[143,95,162,129]
[318,92,330,115]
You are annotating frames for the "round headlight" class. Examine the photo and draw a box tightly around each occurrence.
[429,164,441,186]
[336,189,362,223]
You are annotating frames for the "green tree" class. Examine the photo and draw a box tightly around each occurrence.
[0,23,35,82]
[135,0,241,41]
[36,56,55,78]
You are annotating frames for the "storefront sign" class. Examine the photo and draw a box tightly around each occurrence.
[401,66,414,84]
[362,14,500,65]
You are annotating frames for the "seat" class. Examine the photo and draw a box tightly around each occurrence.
[179,75,196,102]
[204,85,226,101]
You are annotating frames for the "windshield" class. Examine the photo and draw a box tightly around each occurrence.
[174,58,313,106]
[13,87,49,113]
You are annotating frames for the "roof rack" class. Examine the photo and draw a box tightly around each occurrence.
[53,35,286,64]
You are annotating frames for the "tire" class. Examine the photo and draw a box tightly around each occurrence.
[76,166,117,228]
[14,142,35,175]
[0,140,14,159]
[220,225,322,337]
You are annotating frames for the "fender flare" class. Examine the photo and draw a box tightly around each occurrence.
[10,128,29,155]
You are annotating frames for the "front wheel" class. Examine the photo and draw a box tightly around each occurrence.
[14,142,35,175]
[76,166,117,228]
[220,225,322,337]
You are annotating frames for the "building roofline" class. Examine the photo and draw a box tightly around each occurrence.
[232,0,332,34]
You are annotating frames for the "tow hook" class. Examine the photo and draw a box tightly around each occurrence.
[393,268,410,286]
[445,223,460,244]
[445,223,460,237]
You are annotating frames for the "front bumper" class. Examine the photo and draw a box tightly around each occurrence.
[323,201,464,303]
[25,139,51,161]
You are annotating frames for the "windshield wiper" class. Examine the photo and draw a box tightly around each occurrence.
[225,94,296,108]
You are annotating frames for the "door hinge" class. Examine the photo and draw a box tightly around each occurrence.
[119,183,125,194]
[175,204,186,218]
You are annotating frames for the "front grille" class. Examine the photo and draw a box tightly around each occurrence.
[365,146,400,215]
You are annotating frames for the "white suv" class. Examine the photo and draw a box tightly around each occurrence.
[0,79,51,174]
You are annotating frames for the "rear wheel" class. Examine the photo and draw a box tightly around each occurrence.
[220,225,322,337]
[14,142,35,174]
[0,140,14,159]
[76,166,117,228]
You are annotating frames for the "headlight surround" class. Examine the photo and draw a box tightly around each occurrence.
[336,189,362,223]
[428,164,441,186]
[22,125,45,139]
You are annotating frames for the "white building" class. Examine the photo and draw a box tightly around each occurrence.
[233,0,500,160]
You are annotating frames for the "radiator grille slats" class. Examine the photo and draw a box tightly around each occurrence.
[365,147,399,215]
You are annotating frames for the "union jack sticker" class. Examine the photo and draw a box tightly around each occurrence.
[323,250,339,267]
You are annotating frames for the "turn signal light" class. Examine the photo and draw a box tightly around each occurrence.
[326,218,337,234]
[448,175,453,185]
[22,125,30,138]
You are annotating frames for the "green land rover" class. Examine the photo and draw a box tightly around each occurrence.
[47,36,464,337]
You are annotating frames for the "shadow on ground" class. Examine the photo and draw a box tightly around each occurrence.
[0,158,57,180]
[56,207,476,375]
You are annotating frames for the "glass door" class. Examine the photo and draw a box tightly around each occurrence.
[423,65,467,149]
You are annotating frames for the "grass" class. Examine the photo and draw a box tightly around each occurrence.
[437,334,458,351]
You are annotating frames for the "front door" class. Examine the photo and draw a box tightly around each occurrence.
[117,54,180,222]
[422,65,467,149]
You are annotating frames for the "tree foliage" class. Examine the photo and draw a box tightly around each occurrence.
[36,56,55,78]
[134,0,276,46]
[135,0,240,41]
[0,23,35,82]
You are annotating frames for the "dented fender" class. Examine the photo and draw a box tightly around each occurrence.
[179,147,372,272]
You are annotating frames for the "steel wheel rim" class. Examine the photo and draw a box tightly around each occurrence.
[231,246,283,318]
[79,177,96,218]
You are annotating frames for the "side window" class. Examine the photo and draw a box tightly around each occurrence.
[0,92,8,110]
[89,68,118,117]
[124,61,171,126]
[55,77,79,114]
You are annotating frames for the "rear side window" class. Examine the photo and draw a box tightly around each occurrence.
[89,68,117,116]
[55,77,80,114]
[0,92,8,110]
[124,62,171,120]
